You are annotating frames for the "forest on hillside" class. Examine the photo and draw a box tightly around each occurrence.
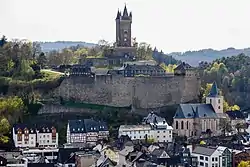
[200,53,250,109]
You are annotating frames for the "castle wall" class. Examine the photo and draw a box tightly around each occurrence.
[54,74,200,108]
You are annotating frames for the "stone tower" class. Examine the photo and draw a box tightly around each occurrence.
[206,81,224,114]
[115,5,132,47]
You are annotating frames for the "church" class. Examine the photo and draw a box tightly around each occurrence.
[173,82,224,138]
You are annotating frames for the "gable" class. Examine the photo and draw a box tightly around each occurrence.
[159,151,170,158]
[174,106,186,119]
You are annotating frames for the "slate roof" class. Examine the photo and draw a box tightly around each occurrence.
[175,62,192,71]
[208,82,220,97]
[13,124,36,134]
[143,112,166,124]
[68,119,108,133]
[124,64,164,71]
[226,111,245,120]
[192,146,216,156]
[174,104,218,119]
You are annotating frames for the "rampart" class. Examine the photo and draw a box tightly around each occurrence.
[53,74,200,108]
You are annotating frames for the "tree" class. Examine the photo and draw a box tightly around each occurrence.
[219,119,232,136]
[37,52,47,69]
[238,160,250,167]
[0,35,7,47]
[0,117,10,143]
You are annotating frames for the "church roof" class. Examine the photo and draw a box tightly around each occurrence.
[174,104,218,119]
[208,81,220,97]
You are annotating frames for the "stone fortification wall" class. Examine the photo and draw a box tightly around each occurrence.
[53,74,200,108]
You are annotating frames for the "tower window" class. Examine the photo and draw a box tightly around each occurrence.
[124,38,127,42]
[124,30,128,34]
[218,99,221,103]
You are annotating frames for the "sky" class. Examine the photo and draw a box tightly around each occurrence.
[1,0,250,53]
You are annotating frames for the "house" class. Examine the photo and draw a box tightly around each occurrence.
[13,124,37,148]
[12,124,59,148]
[66,119,109,145]
[191,146,232,167]
[226,111,246,133]
[69,64,93,76]
[142,112,173,143]
[36,125,58,148]
[75,151,100,167]
[120,64,166,77]
[150,148,170,165]
[173,82,224,138]
[174,62,196,77]
[119,112,173,143]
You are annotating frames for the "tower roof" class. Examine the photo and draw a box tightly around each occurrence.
[122,4,129,17]
[116,9,121,20]
[208,81,220,97]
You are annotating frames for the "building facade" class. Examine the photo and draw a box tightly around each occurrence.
[173,82,223,138]
[119,112,173,143]
[13,124,58,148]
[66,119,109,145]
[192,146,232,167]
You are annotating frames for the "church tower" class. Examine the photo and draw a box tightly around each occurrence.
[206,81,224,114]
[115,5,132,47]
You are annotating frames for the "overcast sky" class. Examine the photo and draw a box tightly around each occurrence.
[1,0,250,53]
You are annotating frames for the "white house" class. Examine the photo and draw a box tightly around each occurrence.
[119,112,173,143]
[13,124,36,148]
[191,146,232,167]
[36,126,58,148]
[12,124,58,148]
[66,119,109,145]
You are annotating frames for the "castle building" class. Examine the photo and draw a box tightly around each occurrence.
[118,112,173,143]
[12,124,58,148]
[173,81,223,137]
[66,119,109,146]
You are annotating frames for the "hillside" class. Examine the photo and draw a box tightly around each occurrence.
[168,47,250,66]
[38,41,96,52]
[38,41,250,67]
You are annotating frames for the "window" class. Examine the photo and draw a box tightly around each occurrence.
[158,131,160,133]
[43,135,45,138]
[124,38,127,42]
[47,135,49,138]
[181,121,184,129]
[210,99,212,103]
[205,157,208,161]
[215,157,218,161]
[47,140,49,143]
[200,156,204,160]
[218,106,221,109]
[186,121,189,129]
[218,99,221,103]
[212,164,215,167]
[200,162,204,166]
[176,121,178,129]
[163,131,166,133]
[157,136,159,138]
[215,164,218,167]
[163,136,165,138]
[212,158,214,161]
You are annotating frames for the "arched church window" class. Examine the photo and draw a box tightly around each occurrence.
[186,121,189,129]
[124,38,127,42]
[176,121,178,129]
[181,121,184,129]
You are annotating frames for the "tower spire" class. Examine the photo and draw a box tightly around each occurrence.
[123,3,128,17]
[116,9,120,19]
